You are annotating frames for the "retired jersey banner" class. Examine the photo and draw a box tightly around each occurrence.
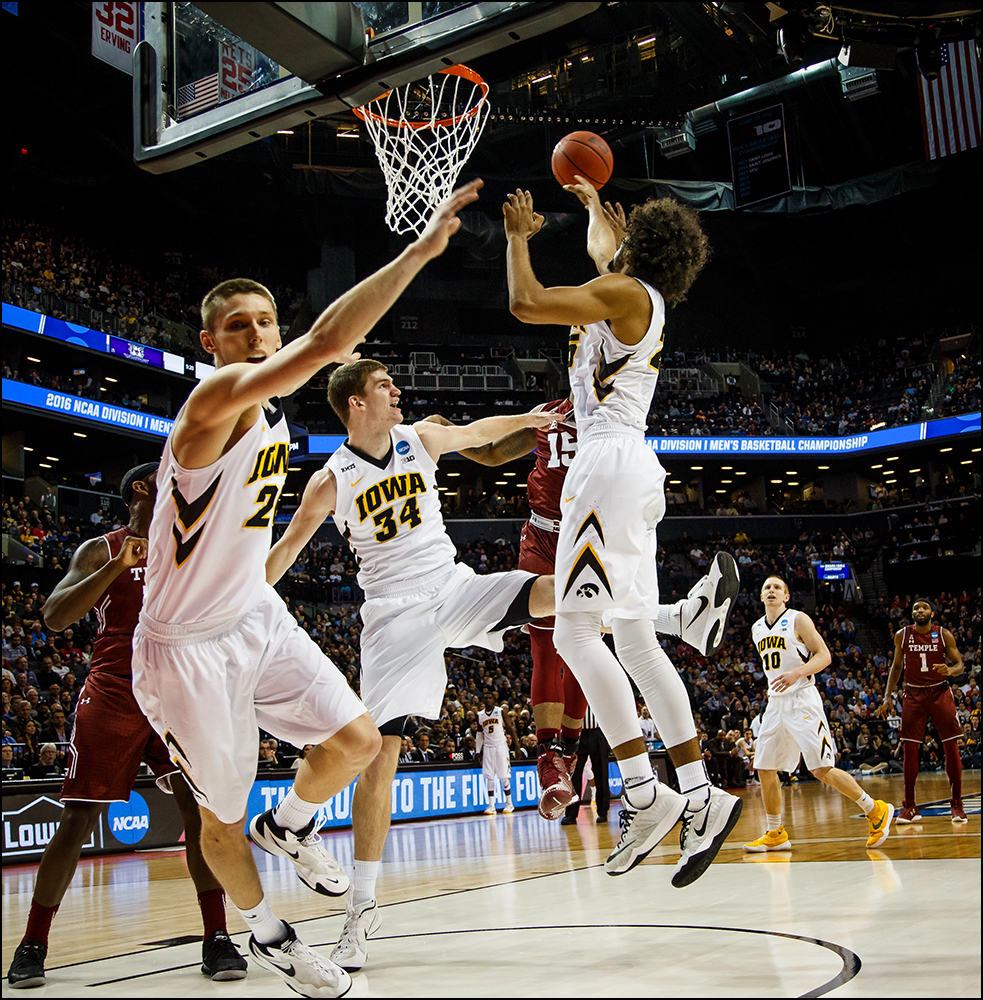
[91,2,141,75]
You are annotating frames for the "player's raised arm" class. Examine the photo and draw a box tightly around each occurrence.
[562,175,623,273]
[266,467,339,586]
[181,180,484,435]
[503,188,649,339]
[421,412,539,466]
[414,408,559,462]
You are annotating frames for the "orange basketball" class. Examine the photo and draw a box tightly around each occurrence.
[551,131,613,190]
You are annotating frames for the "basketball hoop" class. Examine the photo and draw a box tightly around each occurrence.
[354,65,490,236]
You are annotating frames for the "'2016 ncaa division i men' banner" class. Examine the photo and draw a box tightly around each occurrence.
[91,2,142,75]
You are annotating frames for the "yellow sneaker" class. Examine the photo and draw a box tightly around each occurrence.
[866,800,894,848]
[743,825,791,852]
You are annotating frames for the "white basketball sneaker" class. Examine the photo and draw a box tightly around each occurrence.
[678,553,739,656]
[249,923,351,998]
[248,810,350,897]
[331,898,382,972]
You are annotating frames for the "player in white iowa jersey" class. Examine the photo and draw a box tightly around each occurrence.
[132,180,483,999]
[477,690,520,814]
[743,575,894,853]
[504,179,741,889]
[266,358,559,972]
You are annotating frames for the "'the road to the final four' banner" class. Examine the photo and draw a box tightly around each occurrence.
[247,762,625,831]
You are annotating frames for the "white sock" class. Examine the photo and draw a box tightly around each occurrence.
[352,859,379,908]
[856,791,875,815]
[676,761,711,811]
[273,787,320,833]
[766,813,782,831]
[651,603,683,636]
[504,787,512,803]
[237,897,288,945]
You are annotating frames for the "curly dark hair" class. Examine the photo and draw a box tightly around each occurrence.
[621,198,711,307]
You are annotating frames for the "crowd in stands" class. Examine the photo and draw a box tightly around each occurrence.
[3,218,299,363]
[764,342,980,435]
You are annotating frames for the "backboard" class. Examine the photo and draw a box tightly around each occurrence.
[133,1,601,173]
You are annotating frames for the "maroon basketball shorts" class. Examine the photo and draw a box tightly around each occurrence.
[900,683,961,743]
[62,670,176,802]
[520,521,557,628]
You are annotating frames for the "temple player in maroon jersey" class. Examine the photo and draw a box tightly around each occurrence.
[441,398,589,820]
[6,464,246,990]
[877,598,967,823]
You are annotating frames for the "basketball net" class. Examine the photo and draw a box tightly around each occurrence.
[354,65,490,236]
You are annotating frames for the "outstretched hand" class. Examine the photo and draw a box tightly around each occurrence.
[503,189,546,241]
[601,199,627,245]
[416,178,484,258]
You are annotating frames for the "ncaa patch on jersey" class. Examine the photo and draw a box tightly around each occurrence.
[396,440,411,455]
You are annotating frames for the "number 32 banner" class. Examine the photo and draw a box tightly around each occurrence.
[91,1,142,75]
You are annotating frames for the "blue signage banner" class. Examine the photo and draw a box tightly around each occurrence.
[2,379,174,438]
[645,412,980,457]
[3,304,200,378]
[247,762,623,830]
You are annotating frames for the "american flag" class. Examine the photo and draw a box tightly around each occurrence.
[918,40,981,160]
[177,73,220,117]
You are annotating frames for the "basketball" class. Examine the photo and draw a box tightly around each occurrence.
[551,131,613,190]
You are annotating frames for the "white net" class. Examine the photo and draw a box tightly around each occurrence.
[354,66,490,236]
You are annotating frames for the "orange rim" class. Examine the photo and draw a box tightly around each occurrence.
[353,64,489,130]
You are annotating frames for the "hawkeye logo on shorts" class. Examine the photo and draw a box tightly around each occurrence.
[354,473,427,522]
[396,441,411,455]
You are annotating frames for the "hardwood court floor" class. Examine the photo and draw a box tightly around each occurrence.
[2,773,979,997]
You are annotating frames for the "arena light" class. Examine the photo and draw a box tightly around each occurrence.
[886,456,899,461]
[503,471,516,476]
[818,465,829,470]
[721,479,732,484]
[788,482,799,486]
[870,421,886,430]
[287,466,301,471]
[960,460,972,465]
[495,481,508,485]
[105,376,118,383]
[446,472,460,477]
[73,432,87,438]
[870,464,883,469]
[715,489,726,493]
[26,357,41,363]
[45,456,59,462]
[908,469,921,473]
[939,447,952,453]
[39,463,52,469]
[517,483,527,489]
[23,446,33,452]
[721,466,732,470]
[691,465,703,470]
[669,479,681,484]
[770,479,782,483]
[974,448,981,453]
[885,478,897,483]
[735,471,746,475]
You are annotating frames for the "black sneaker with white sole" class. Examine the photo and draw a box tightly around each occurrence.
[201,929,248,980]
[7,939,46,989]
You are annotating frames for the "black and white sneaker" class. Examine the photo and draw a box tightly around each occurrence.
[672,786,743,888]
[201,929,248,980]
[249,924,351,999]
[605,779,687,876]
[678,553,739,656]
[7,939,46,989]
[249,810,350,897]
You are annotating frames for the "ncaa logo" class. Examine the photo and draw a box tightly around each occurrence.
[107,791,151,845]
[396,441,410,455]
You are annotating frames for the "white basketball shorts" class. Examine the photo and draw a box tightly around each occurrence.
[753,686,838,773]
